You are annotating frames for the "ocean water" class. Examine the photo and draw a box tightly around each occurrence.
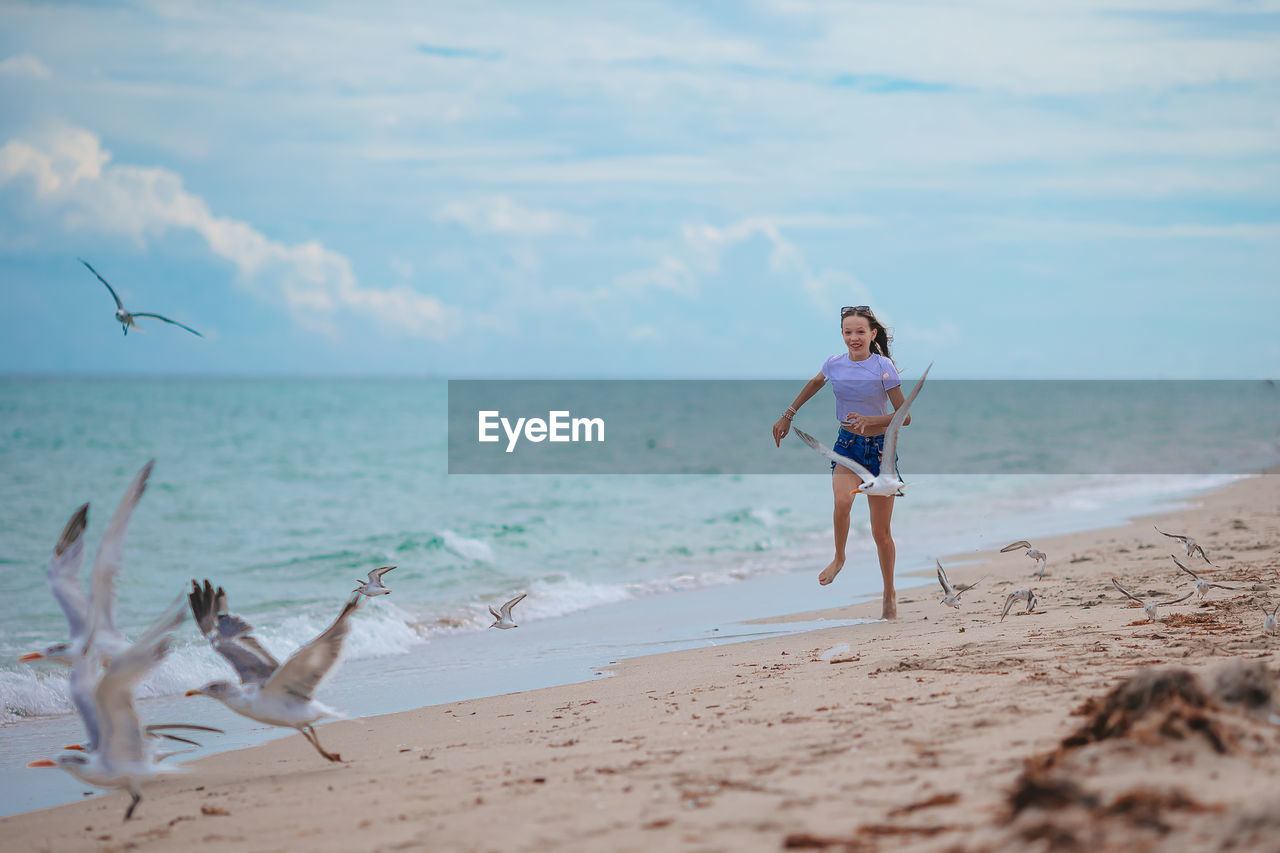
[0,377,1270,816]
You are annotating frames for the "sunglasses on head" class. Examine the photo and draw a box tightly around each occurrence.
[841,305,871,316]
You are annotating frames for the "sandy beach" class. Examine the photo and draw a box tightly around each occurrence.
[4,473,1278,852]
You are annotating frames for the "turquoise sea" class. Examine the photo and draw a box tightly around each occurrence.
[0,377,1272,816]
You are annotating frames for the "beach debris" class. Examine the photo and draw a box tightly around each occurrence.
[185,579,360,762]
[353,565,396,597]
[1260,602,1279,636]
[936,560,982,608]
[80,259,203,337]
[1153,525,1213,565]
[1110,579,1194,622]
[1001,540,1048,579]
[791,362,932,497]
[1000,589,1038,622]
[488,593,527,629]
[1062,666,1227,751]
[820,643,857,664]
[1172,555,1243,600]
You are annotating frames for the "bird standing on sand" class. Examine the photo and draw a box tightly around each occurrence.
[1153,525,1213,565]
[1110,579,1194,622]
[354,565,396,597]
[488,593,527,629]
[1001,541,1048,580]
[936,561,982,609]
[185,580,360,762]
[80,259,203,337]
[26,595,189,821]
[1261,603,1279,636]
[1000,589,1038,622]
[791,363,933,497]
[1172,555,1243,600]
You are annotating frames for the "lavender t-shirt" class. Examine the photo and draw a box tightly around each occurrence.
[821,353,901,423]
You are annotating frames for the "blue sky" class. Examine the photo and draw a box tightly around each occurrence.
[0,0,1277,378]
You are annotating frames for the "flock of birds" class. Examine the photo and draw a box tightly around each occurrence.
[930,527,1279,633]
[17,461,530,821]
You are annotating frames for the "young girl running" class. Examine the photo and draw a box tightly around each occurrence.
[772,306,911,620]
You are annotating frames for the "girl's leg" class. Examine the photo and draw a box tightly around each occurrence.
[867,494,897,619]
[819,467,859,585]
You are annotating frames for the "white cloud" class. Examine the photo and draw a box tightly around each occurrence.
[0,54,51,79]
[0,126,458,339]
[618,216,873,312]
[433,195,589,237]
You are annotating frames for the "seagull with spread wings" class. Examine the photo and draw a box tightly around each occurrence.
[488,593,527,629]
[1153,525,1213,565]
[354,565,396,597]
[1000,540,1048,580]
[791,362,932,497]
[1111,578,1194,622]
[80,259,203,337]
[1000,588,1038,622]
[27,595,190,822]
[1261,602,1278,636]
[936,560,982,609]
[185,580,360,762]
[19,461,154,666]
[1172,555,1243,600]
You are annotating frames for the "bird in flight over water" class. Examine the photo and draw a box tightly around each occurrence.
[80,259,203,337]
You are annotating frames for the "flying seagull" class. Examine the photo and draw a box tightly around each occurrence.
[488,593,527,629]
[1172,555,1243,600]
[936,560,982,609]
[19,461,155,665]
[80,259,203,337]
[27,594,189,822]
[1153,525,1213,566]
[185,580,360,762]
[1110,578,1194,622]
[1261,602,1278,636]
[1000,588,1038,622]
[354,565,396,597]
[792,362,933,497]
[1000,540,1048,580]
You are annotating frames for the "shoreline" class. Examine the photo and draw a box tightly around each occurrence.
[3,471,1277,850]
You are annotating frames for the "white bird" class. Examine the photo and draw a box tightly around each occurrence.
[792,362,932,497]
[1000,588,1038,622]
[1111,578,1195,622]
[488,593,527,629]
[1153,525,1213,565]
[354,565,396,597]
[185,580,360,762]
[19,461,154,665]
[936,560,982,608]
[1000,540,1048,580]
[80,259,203,337]
[27,595,188,821]
[1172,555,1243,600]
[1261,602,1278,636]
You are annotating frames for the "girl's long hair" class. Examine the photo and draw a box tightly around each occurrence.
[842,307,893,362]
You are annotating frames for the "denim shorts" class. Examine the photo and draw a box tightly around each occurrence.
[831,429,899,479]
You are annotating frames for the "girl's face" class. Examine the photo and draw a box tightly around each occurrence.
[841,314,875,357]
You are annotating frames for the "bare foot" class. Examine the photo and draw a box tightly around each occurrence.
[881,590,897,620]
[818,558,845,586]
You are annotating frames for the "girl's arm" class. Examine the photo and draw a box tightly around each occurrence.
[844,385,910,434]
[772,372,826,447]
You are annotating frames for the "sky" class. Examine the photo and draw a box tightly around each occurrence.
[0,0,1277,379]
